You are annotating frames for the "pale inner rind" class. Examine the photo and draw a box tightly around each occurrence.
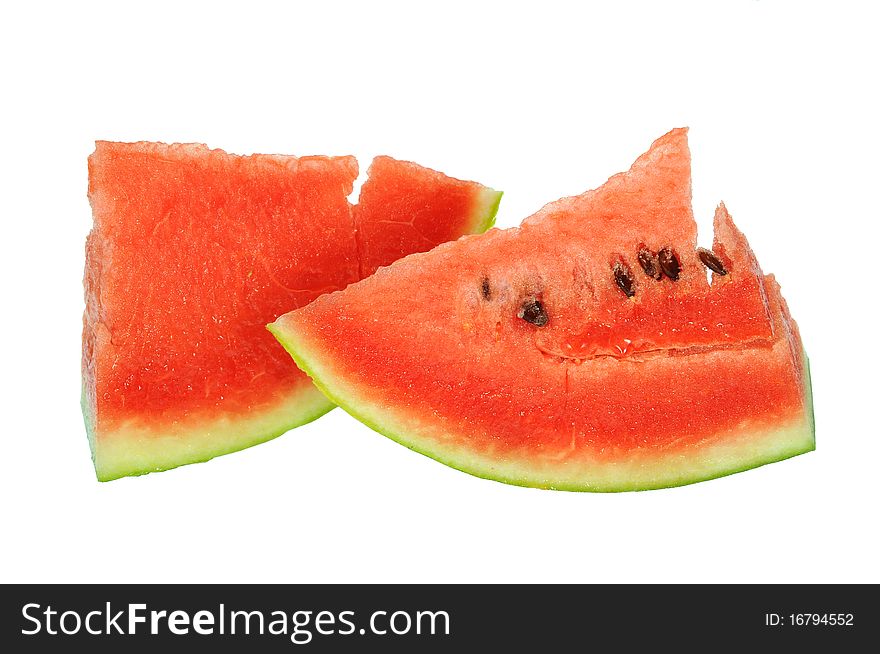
[84,385,333,482]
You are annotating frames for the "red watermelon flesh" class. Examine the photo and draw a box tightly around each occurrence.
[355,156,501,277]
[269,129,814,491]
[83,142,501,481]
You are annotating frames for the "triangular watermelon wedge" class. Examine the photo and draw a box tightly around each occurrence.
[269,129,814,491]
[83,143,501,481]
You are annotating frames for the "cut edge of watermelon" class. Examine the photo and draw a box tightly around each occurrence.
[270,320,815,492]
[471,188,503,233]
[83,384,333,482]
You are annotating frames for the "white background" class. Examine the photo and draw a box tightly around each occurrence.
[2,1,878,584]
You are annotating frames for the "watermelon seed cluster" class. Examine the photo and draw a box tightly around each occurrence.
[614,246,729,298]
[513,245,732,314]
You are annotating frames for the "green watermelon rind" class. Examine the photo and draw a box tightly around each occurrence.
[83,385,334,482]
[472,189,503,233]
[270,320,815,492]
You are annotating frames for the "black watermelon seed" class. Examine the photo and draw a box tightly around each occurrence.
[658,246,681,281]
[697,247,729,275]
[613,261,636,298]
[637,247,663,280]
[518,298,548,327]
[480,276,492,300]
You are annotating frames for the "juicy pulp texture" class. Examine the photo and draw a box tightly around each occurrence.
[83,143,500,480]
[270,129,814,491]
[354,156,502,276]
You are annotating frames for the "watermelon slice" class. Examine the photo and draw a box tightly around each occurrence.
[83,142,501,481]
[270,129,815,491]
